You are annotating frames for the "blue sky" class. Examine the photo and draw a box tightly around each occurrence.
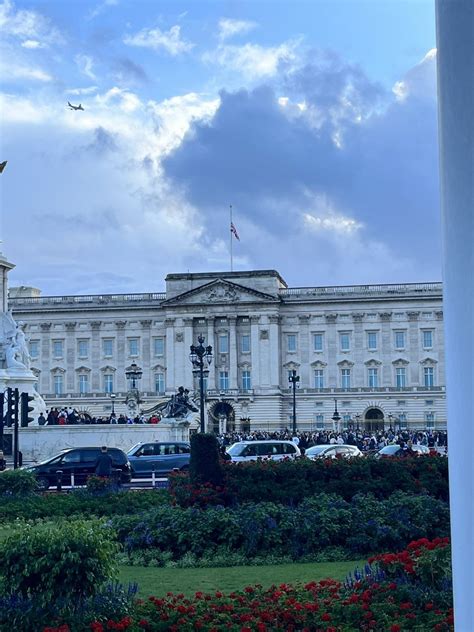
[0,0,439,294]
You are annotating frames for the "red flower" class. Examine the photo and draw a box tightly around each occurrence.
[321,613,331,621]
[390,626,401,632]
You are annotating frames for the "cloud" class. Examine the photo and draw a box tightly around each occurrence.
[21,39,44,49]
[66,86,99,95]
[203,39,301,81]
[75,54,97,80]
[88,0,119,21]
[113,57,148,84]
[218,18,257,41]
[162,50,440,285]
[392,48,437,102]
[124,24,193,56]
[0,58,52,81]
[0,0,63,46]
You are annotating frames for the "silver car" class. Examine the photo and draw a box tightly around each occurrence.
[305,444,363,460]
[226,440,301,462]
[127,442,190,476]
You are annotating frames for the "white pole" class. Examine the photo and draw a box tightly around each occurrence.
[436,2,473,629]
[230,204,233,272]
[71,472,75,488]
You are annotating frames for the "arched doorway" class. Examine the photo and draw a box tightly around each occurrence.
[364,408,384,432]
[209,401,235,434]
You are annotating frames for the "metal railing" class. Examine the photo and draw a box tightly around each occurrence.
[280,282,442,298]
[9,292,166,306]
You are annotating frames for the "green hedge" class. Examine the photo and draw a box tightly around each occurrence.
[171,455,449,506]
[0,488,169,522]
[112,491,450,561]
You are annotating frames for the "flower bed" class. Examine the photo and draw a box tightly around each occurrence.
[113,492,449,562]
[170,455,449,507]
[38,540,453,632]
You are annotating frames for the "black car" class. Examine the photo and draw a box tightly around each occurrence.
[24,447,132,490]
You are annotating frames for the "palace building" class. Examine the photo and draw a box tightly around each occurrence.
[9,269,445,432]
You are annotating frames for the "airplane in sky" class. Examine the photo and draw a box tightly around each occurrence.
[67,102,84,111]
[0,161,7,173]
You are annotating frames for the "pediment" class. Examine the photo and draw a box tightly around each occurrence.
[162,279,279,306]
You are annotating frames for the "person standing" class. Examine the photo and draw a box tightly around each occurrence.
[94,446,113,478]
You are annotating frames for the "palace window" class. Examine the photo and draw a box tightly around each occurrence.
[79,374,89,394]
[368,368,378,388]
[104,373,114,394]
[155,372,165,394]
[219,334,229,354]
[315,414,324,429]
[425,412,435,429]
[313,333,324,352]
[341,368,351,389]
[367,332,377,351]
[423,330,433,349]
[219,371,229,390]
[396,367,407,388]
[29,340,39,359]
[241,334,250,353]
[340,333,350,351]
[102,339,113,357]
[394,331,406,349]
[241,370,251,391]
[52,340,63,359]
[424,366,435,387]
[314,369,324,389]
[154,337,165,356]
[53,374,63,395]
[77,339,89,358]
[287,334,297,352]
[128,338,139,356]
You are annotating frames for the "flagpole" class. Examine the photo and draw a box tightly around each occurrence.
[229,204,233,272]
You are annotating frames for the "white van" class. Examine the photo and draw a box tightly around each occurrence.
[226,440,301,462]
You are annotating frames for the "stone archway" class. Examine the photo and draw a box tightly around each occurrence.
[364,407,385,432]
[209,401,235,434]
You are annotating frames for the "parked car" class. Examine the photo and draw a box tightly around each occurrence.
[24,447,132,490]
[304,444,363,460]
[375,444,430,459]
[226,440,301,462]
[127,442,191,476]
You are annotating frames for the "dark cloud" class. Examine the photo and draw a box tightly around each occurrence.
[162,51,440,283]
[113,57,148,84]
[84,126,118,154]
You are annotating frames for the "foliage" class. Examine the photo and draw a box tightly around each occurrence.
[0,583,137,632]
[0,520,118,606]
[218,454,449,505]
[0,489,170,522]
[189,433,223,487]
[86,475,117,493]
[39,541,454,631]
[112,492,449,562]
[0,468,38,495]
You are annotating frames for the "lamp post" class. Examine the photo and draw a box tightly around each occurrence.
[332,398,341,432]
[288,369,300,434]
[189,335,213,433]
[355,414,361,433]
[125,362,143,412]
[110,393,116,416]
[388,413,394,433]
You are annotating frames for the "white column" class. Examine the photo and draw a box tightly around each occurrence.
[436,2,473,629]
[165,318,175,392]
[183,318,194,390]
[250,316,261,389]
[207,317,216,390]
[229,317,238,389]
[269,315,281,388]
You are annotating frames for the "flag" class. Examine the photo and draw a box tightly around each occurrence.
[230,221,240,241]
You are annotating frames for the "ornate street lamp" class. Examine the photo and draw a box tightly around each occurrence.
[388,413,394,433]
[288,369,300,434]
[189,335,213,433]
[109,393,116,415]
[332,398,341,432]
[125,362,143,414]
[355,414,361,433]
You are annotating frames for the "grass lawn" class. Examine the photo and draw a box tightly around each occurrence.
[118,560,364,597]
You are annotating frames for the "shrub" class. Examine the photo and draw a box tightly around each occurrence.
[189,433,223,486]
[112,492,450,562]
[0,520,118,606]
[0,468,38,495]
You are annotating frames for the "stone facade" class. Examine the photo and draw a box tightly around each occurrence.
[9,270,445,431]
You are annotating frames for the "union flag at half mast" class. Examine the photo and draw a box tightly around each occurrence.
[230,221,240,241]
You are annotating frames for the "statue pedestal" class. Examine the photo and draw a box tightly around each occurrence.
[0,368,47,424]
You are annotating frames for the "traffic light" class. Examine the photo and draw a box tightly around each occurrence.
[5,388,15,428]
[20,392,35,427]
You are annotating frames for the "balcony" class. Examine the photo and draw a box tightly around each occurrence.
[280,282,442,301]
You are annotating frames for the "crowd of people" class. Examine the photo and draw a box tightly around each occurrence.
[217,428,448,453]
[38,408,161,426]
